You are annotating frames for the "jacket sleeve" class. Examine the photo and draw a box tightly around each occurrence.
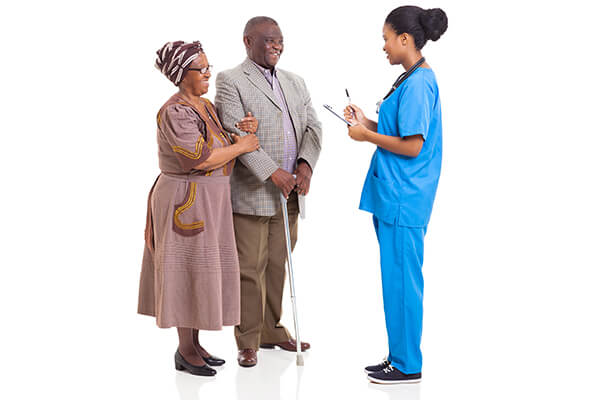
[214,72,279,181]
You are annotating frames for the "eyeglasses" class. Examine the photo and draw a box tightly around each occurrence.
[188,65,213,74]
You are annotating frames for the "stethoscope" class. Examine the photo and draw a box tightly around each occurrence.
[376,57,425,114]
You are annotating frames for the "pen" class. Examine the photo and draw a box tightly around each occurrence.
[345,88,356,119]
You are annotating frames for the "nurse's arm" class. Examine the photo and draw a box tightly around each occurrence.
[362,119,378,131]
[365,130,424,157]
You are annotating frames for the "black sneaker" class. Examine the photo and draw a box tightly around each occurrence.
[367,365,421,384]
[364,358,390,374]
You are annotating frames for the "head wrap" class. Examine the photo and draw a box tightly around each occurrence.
[155,41,204,86]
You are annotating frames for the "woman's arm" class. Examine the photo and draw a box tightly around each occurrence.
[194,134,259,170]
[194,145,242,171]
[348,124,424,158]
[360,118,378,132]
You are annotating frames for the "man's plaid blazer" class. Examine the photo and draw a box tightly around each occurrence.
[215,58,322,217]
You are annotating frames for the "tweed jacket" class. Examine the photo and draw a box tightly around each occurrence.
[215,58,322,217]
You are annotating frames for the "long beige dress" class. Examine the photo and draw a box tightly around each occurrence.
[138,94,240,330]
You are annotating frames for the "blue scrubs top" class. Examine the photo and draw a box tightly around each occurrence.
[359,68,442,228]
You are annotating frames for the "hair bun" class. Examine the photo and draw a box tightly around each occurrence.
[419,8,448,42]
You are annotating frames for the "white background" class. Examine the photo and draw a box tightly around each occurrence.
[1,0,600,399]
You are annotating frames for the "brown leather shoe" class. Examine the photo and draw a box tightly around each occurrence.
[260,339,310,352]
[237,349,257,367]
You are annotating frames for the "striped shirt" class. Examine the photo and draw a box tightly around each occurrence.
[251,61,298,173]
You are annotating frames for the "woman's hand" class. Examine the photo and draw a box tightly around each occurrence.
[235,112,258,134]
[344,104,367,125]
[232,133,260,153]
[344,104,373,142]
[347,123,370,142]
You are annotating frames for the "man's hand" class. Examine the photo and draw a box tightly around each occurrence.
[294,161,312,196]
[270,168,297,198]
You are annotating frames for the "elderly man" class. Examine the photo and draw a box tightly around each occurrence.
[215,16,322,367]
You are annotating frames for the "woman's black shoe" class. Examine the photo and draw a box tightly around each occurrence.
[175,351,217,376]
[364,358,390,374]
[202,355,225,367]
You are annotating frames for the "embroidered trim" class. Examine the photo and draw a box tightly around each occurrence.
[170,102,207,160]
[201,98,230,146]
[173,182,205,231]
[201,98,223,129]
[164,97,232,175]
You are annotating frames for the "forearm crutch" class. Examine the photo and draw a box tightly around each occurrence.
[280,192,304,366]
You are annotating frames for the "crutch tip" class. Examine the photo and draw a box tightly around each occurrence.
[296,354,304,366]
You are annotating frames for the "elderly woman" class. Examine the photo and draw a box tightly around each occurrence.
[138,41,260,376]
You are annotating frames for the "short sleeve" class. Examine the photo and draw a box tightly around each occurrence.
[397,74,434,140]
[160,104,212,171]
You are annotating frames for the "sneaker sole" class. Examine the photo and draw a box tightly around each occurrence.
[367,376,421,384]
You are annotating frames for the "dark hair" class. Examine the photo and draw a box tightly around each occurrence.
[243,16,279,36]
[385,6,448,50]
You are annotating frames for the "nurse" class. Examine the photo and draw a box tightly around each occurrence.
[343,6,448,384]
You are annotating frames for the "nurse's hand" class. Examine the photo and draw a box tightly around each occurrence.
[347,123,369,142]
[344,104,366,125]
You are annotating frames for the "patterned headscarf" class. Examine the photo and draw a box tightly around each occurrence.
[155,41,204,86]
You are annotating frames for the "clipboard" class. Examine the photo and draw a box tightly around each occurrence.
[323,104,351,126]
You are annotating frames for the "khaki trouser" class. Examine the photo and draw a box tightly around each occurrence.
[233,195,299,350]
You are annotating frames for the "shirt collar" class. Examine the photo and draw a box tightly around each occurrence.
[250,59,277,78]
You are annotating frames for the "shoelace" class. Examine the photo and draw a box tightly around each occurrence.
[383,365,395,374]
[379,359,390,367]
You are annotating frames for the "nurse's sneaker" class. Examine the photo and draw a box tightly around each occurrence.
[367,365,421,384]
[364,358,390,374]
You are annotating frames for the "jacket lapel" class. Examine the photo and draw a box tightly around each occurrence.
[242,58,281,111]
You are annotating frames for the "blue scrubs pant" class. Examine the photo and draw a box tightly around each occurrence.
[373,216,426,374]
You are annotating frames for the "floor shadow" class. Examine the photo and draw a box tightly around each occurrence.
[175,370,217,400]
[236,350,304,400]
[368,381,421,400]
